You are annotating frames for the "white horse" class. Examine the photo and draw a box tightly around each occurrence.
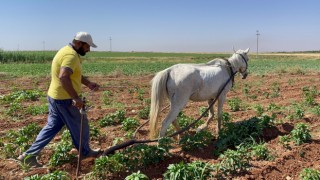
[149,48,250,138]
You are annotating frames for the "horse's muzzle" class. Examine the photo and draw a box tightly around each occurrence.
[242,73,248,79]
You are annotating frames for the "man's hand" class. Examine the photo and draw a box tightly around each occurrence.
[88,82,100,91]
[82,76,99,91]
[72,97,84,109]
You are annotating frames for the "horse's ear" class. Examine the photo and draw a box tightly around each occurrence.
[244,48,250,53]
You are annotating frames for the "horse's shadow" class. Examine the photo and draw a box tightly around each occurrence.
[261,122,294,141]
[180,120,295,159]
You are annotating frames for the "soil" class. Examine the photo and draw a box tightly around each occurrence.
[1,72,320,180]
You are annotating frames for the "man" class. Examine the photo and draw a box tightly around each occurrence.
[18,32,100,167]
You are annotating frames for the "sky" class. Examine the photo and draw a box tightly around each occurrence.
[0,0,319,53]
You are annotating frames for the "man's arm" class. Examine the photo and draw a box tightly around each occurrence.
[82,76,99,91]
[59,67,83,108]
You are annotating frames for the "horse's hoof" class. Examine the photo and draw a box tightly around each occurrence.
[196,125,207,132]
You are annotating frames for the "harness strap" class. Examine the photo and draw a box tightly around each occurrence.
[238,53,248,72]
[222,58,235,87]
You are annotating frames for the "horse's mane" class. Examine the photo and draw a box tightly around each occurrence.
[206,58,228,66]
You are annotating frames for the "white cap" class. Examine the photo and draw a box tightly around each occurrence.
[74,32,97,48]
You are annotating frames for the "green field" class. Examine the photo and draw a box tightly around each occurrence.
[1,51,320,76]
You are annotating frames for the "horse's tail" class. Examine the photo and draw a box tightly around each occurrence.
[149,69,169,139]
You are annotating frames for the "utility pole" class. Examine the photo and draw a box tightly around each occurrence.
[109,36,112,52]
[256,30,260,58]
[42,41,45,51]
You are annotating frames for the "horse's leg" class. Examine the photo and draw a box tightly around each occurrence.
[217,94,226,134]
[159,97,188,137]
[159,109,180,137]
[172,120,181,140]
[197,99,214,132]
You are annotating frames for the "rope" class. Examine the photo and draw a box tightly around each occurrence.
[102,71,238,156]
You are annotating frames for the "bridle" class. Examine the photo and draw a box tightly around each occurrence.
[237,53,248,73]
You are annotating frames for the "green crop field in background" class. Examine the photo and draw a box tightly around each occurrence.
[0,51,320,77]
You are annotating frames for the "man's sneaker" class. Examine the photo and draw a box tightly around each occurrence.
[81,148,101,159]
[17,154,42,168]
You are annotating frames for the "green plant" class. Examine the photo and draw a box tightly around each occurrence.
[25,104,48,115]
[278,123,311,148]
[93,137,173,176]
[253,104,264,117]
[134,87,145,101]
[112,137,125,146]
[179,130,213,151]
[25,170,70,180]
[102,90,113,105]
[198,106,209,117]
[20,154,37,172]
[250,142,272,160]
[163,161,214,180]
[267,102,280,112]
[177,112,203,129]
[299,168,320,180]
[138,106,150,119]
[278,135,291,148]
[166,112,204,135]
[125,171,149,180]
[90,123,101,140]
[4,143,17,158]
[121,117,140,131]
[215,115,273,155]
[5,102,23,117]
[3,123,42,157]
[222,112,231,124]
[49,140,75,167]
[99,115,114,127]
[93,153,126,178]
[1,89,43,102]
[219,145,251,175]
[49,130,74,167]
[228,97,242,111]
[242,84,250,96]
[302,86,318,106]
[99,110,126,127]
[287,104,305,120]
[290,123,311,145]
[270,82,280,98]
[312,105,320,116]
[43,170,70,179]
[288,79,295,86]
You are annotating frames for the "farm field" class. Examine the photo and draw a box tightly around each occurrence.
[1,52,320,179]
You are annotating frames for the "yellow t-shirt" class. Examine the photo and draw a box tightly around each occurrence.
[47,45,82,99]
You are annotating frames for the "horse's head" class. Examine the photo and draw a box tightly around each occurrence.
[232,48,250,79]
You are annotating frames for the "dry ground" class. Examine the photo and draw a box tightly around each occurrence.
[1,72,320,179]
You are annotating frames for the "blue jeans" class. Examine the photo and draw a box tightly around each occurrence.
[25,96,91,156]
